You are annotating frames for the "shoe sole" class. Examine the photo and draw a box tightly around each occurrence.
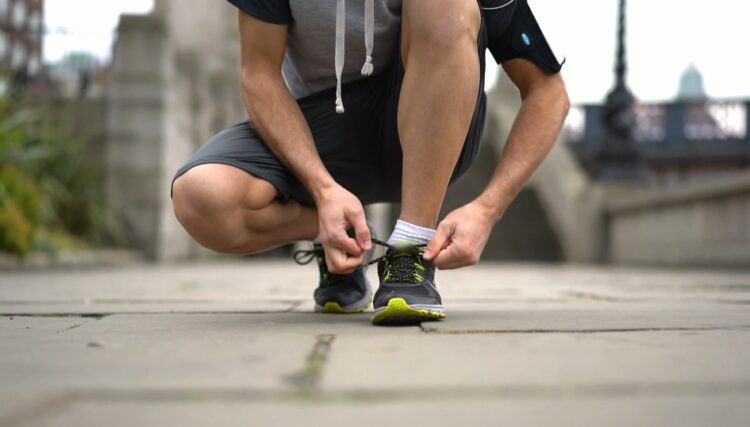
[314,287,373,314]
[315,301,372,314]
[371,297,445,325]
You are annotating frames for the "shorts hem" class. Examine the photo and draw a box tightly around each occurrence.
[170,158,293,203]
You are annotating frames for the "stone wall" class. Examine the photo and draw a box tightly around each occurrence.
[607,172,750,267]
[106,15,169,259]
[106,1,245,260]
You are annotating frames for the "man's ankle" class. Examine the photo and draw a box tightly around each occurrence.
[386,219,436,246]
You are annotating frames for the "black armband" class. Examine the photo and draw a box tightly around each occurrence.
[482,0,563,73]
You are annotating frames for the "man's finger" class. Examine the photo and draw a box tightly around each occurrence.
[424,222,452,260]
[332,227,363,256]
[325,247,362,274]
[348,208,372,250]
[432,244,464,270]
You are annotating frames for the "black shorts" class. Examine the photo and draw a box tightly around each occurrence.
[172,19,488,207]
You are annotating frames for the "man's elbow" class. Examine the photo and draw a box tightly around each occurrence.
[558,80,570,119]
[526,75,569,119]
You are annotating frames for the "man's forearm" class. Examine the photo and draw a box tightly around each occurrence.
[242,71,335,200]
[475,81,570,221]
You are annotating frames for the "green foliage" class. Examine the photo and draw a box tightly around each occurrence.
[0,198,33,256]
[0,92,121,257]
[0,165,41,225]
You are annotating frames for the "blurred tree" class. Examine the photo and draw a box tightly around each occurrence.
[0,88,122,257]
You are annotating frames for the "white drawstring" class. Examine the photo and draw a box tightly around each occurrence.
[335,0,346,113]
[361,0,374,76]
[334,0,376,113]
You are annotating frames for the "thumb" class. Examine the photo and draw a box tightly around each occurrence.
[349,207,372,250]
[424,222,452,260]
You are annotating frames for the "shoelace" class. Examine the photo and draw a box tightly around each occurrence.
[293,243,337,282]
[369,239,427,284]
[292,243,324,266]
[293,238,427,284]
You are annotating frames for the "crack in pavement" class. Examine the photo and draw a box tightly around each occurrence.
[284,300,305,312]
[1,311,300,317]
[284,334,335,394]
[0,298,306,305]
[420,325,750,334]
[55,323,84,334]
[2,313,110,319]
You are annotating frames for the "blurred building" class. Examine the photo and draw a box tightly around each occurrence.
[0,0,43,89]
[46,51,108,98]
[567,65,750,185]
[677,63,707,101]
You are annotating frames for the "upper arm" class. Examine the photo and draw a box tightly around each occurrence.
[238,11,288,82]
[502,58,565,100]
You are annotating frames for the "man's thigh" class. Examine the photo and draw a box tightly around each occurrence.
[171,121,302,203]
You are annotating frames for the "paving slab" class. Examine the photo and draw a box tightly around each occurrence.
[323,330,750,391]
[0,319,312,394]
[0,261,317,301]
[4,262,749,312]
[0,312,420,395]
[2,261,750,426]
[421,308,750,333]
[18,395,750,427]
[0,300,296,315]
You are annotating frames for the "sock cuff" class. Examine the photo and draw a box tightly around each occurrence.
[394,219,435,235]
[387,219,436,245]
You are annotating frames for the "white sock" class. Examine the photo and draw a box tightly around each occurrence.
[387,219,435,246]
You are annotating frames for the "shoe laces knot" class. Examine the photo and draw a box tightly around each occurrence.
[294,238,426,284]
[367,239,427,284]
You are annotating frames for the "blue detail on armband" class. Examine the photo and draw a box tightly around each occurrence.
[521,32,531,46]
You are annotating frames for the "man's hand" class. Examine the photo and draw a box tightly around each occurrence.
[423,201,497,270]
[316,184,372,274]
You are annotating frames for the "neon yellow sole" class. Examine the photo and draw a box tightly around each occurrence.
[318,301,369,314]
[371,297,445,325]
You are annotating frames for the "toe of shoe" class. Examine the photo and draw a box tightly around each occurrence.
[371,297,445,325]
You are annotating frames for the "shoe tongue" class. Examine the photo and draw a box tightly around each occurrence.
[387,241,423,254]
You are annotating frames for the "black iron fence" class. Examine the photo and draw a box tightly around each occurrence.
[566,100,750,169]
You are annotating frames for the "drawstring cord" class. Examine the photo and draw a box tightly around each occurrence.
[334,0,376,114]
[335,0,346,113]
[361,0,375,76]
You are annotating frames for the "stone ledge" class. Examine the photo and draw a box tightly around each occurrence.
[607,171,750,214]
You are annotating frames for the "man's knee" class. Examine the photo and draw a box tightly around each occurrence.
[406,0,481,52]
[173,166,229,230]
[173,164,275,217]
[171,164,276,253]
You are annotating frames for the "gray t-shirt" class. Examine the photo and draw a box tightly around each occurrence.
[227,0,563,102]
[228,0,402,99]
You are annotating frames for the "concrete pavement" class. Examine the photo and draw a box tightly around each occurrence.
[1,260,749,426]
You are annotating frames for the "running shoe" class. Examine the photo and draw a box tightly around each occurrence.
[293,243,372,313]
[370,241,445,325]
